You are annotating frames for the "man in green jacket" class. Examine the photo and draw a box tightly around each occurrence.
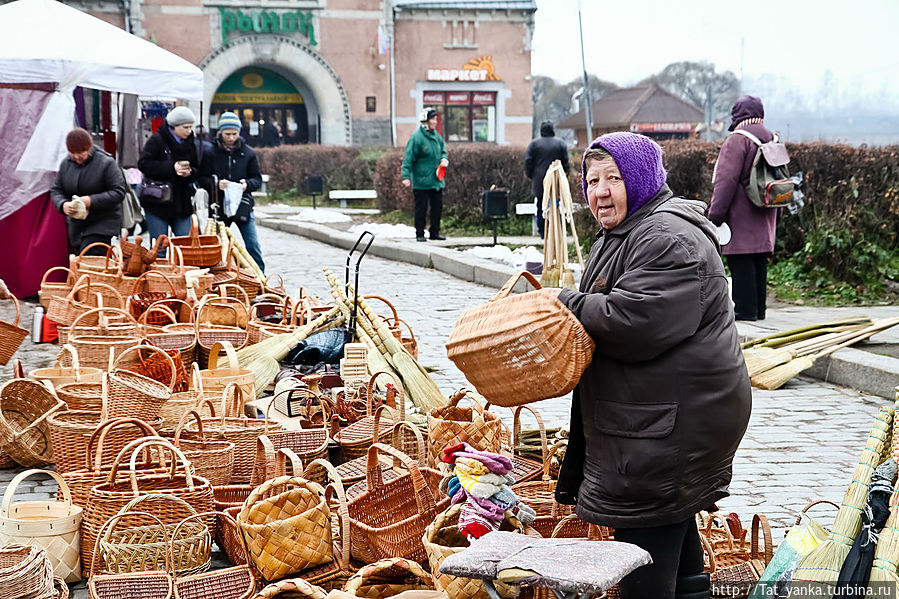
[401,109,449,242]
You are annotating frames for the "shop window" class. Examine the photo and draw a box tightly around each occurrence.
[423,90,496,142]
[366,96,376,113]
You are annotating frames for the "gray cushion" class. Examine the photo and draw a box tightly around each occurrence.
[438,531,652,595]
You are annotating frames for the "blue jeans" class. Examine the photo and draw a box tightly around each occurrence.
[233,212,264,273]
[144,212,192,256]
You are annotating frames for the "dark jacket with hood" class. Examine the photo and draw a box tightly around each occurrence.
[525,122,570,199]
[50,147,127,247]
[556,185,751,528]
[137,125,201,221]
[199,134,262,224]
[708,95,779,255]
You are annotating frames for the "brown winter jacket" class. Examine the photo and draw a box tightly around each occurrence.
[555,185,751,528]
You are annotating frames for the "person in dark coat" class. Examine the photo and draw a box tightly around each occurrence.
[50,127,127,255]
[708,95,779,320]
[524,120,570,237]
[137,106,202,240]
[549,132,751,599]
[200,112,265,272]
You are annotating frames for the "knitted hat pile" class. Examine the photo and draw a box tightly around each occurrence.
[582,131,667,218]
[218,111,242,132]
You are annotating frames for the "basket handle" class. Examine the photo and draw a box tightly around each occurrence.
[14,399,67,441]
[69,306,137,331]
[513,405,549,464]
[189,362,204,395]
[103,434,179,478]
[240,475,327,522]
[274,447,304,477]
[1,469,75,517]
[360,295,399,324]
[91,509,171,575]
[86,417,160,471]
[539,440,566,482]
[447,388,487,414]
[218,284,251,309]
[171,511,239,575]
[344,558,434,595]
[77,241,113,260]
[366,370,405,420]
[491,271,542,301]
[265,273,286,293]
[174,410,206,445]
[323,481,351,569]
[794,499,840,526]
[40,266,76,288]
[702,512,737,551]
[2,295,20,328]
[698,528,718,574]
[66,273,92,301]
[130,270,177,298]
[136,303,178,328]
[219,382,244,421]
[87,282,125,309]
[57,343,82,378]
[188,214,201,247]
[127,438,194,495]
[391,420,427,468]
[208,341,240,373]
[366,442,437,520]
[394,317,416,343]
[750,514,774,564]
[12,359,23,379]
[112,343,177,391]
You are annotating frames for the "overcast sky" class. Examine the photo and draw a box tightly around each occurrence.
[531,0,899,102]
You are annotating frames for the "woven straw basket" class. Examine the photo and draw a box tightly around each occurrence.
[342,557,434,598]
[237,475,333,581]
[446,271,595,406]
[0,469,83,583]
[0,378,64,467]
[174,511,257,599]
[0,544,56,599]
[0,295,29,365]
[426,389,503,466]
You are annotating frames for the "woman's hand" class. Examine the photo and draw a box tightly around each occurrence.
[174,161,191,177]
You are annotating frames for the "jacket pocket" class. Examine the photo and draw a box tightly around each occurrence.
[593,400,681,504]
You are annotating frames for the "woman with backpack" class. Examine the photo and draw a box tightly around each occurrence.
[708,95,779,321]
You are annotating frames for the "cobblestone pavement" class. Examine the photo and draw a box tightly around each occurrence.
[0,226,894,596]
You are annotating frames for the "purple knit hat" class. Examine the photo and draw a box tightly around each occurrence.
[582,132,667,218]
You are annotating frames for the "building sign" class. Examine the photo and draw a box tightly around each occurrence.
[219,7,317,46]
[427,55,501,82]
[630,122,697,133]
[212,67,305,105]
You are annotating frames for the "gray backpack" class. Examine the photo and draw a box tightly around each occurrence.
[734,129,794,208]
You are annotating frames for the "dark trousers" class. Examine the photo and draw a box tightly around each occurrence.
[413,188,443,238]
[614,518,708,599]
[727,253,769,321]
[76,234,113,256]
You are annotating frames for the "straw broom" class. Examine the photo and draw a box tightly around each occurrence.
[792,406,893,587]
[752,317,899,390]
[744,324,873,378]
[869,387,899,587]
[740,317,874,350]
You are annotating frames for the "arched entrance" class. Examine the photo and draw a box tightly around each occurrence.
[200,35,352,145]
[211,67,308,145]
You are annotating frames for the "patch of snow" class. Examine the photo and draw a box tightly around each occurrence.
[287,208,353,224]
[348,222,417,239]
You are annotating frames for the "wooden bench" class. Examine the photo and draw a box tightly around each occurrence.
[328,189,377,208]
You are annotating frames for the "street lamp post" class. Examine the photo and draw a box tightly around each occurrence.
[577,0,592,143]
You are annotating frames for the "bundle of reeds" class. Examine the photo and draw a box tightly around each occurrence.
[869,386,899,587]
[539,160,583,289]
[741,318,873,351]
[792,406,893,587]
[751,317,899,391]
[743,320,872,377]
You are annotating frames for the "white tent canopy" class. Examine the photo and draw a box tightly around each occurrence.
[0,0,203,182]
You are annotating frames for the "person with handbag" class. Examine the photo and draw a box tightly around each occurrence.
[199,112,265,271]
[137,106,202,241]
[548,132,751,599]
[50,127,128,255]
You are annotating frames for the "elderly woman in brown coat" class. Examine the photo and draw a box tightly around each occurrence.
[709,95,779,321]
[549,132,751,599]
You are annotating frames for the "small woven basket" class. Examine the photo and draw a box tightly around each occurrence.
[342,557,434,599]
[39,266,76,310]
[29,344,103,387]
[174,511,257,599]
[427,389,503,466]
[107,345,176,421]
[0,377,64,467]
[0,544,56,599]
[0,295,29,365]
[173,409,236,487]
[170,215,223,268]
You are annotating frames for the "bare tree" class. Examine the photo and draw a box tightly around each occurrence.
[533,75,617,137]
[642,61,740,129]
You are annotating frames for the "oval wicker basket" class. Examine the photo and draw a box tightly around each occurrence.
[0,295,29,366]
[170,215,223,268]
[0,378,64,467]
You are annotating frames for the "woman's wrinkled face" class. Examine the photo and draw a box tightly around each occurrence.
[586,157,628,230]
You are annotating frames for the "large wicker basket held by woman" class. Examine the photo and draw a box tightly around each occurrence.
[446,271,594,406]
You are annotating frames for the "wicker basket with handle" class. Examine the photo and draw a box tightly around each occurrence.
[346,442,443,564]
[170,215,222,268]
[0,469,83,583]
[0,377,65,467]
[343,419,428,499]
[426,389,503,467]
[69,307,141,370]
[159,364,216,433]
[237,475,333,581]
[173,409,235,487]
[47,273,124,327]
[333,371,403,461]
[252,391,329,485]
[446,271,595,406]
[251,579,326,599]
[0,295,29,365]
[135,302,179,335]
[200,341,254,401]
[29,344,103,387]
[95,493,211,577]
[127,271,182,325]
[39,266,76,310]
[342,557,434,599]
[107,344,176,421]
[0,544,56,599]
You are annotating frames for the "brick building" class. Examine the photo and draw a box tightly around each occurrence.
[69,0,537,146]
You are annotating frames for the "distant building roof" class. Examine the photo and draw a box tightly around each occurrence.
[394,0,537,11]
[558,84,705,131]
